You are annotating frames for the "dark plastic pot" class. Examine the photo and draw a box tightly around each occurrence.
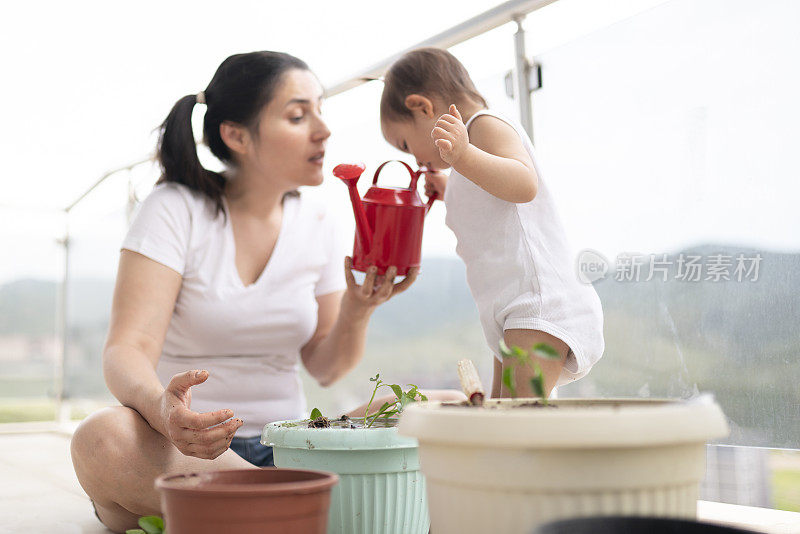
[155,468,338,534]
[534,516,760,534]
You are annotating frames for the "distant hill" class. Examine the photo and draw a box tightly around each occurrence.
[6,245,796,348]
[0,279,56,336]
[1,245,798,447]
[592,244,800,358]
[0,278,116,336]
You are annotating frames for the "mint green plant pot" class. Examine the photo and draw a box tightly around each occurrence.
[263,421,429,534]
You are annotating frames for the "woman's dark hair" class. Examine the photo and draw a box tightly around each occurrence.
[157,51,309,215]
[380,47,487,123]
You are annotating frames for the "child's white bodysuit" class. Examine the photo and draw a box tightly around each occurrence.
[444,109,604,385]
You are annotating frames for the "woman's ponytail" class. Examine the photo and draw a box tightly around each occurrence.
[156,93,226,216]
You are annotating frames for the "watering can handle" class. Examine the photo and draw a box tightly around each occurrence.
[425,191,439,213]
[373,160,439,212]
[372,160,420,190]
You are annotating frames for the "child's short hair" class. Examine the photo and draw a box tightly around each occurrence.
[380,47,487,122]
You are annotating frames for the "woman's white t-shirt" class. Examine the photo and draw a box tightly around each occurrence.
[122,183,348,437]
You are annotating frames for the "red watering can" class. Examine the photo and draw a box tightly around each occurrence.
[334,160,438,276]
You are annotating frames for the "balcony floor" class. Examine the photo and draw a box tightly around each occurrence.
[0,429,110,533]
[1,429,798,534]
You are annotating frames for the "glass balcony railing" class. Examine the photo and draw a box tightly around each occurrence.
[1,0,797,514]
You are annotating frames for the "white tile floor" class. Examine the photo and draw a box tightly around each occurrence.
[0,431,110,533]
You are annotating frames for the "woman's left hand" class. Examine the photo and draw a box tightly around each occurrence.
[343,256,418,311]
[299,257,420,386]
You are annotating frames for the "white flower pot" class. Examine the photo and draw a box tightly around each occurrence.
[398,397,728,534]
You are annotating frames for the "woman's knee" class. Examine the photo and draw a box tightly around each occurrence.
[71,406,143,481]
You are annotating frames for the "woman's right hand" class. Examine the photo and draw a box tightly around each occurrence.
[159,369,242,459]
[424,169,448,198]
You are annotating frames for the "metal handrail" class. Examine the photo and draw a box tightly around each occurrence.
[325,0,555,98]
[64,0,554,211]
[64,156,153,213]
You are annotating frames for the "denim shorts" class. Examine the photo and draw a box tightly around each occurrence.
[230,435,275,467]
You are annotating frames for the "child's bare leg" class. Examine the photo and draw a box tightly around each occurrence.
[491,329,569,398]
[346,389,467,418]
[71,406,253,533]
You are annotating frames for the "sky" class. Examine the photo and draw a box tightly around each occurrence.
[2,0,798,284]
[0,0,668,210]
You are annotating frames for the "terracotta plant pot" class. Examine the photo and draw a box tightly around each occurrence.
[263,420,429,534]
[155,468,338,534]
[398,397,729,534]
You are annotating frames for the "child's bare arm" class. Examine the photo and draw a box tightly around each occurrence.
[432,105,538,203]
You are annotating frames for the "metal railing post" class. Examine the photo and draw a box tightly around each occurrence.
[54,213,70,426]
[513,15,534,141]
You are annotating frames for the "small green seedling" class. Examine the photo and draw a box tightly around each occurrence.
[499,341,561,405]
[126,515,164,534]
[307,407,332,428]
[363,373,428,428]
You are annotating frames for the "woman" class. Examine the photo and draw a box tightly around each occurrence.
[70,51,460,533]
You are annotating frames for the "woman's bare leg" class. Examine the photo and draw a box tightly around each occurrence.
[71,406,254,533]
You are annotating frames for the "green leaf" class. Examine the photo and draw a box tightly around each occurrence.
[511,345,527,358]
[138,516,165,534]
[511,345,531,365]
[370,373,380,382]
[367,401,394,427]
[390,384,403,400]
[529,363,547,401]
[531,342,560,360]
[530,375,545,399]
[399,393,416,410]
[501,341,530,364]
[126,530,146,534]
[369,402,393,421]
[419,393,428,401]
[310,408,322,420]
[502,366,517,398]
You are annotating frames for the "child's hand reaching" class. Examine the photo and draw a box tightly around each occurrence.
[423,169,448,198]
[431,104,469,166]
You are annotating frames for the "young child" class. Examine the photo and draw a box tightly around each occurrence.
[380,47,604,397]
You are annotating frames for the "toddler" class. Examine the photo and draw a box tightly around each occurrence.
[380,48,604,396]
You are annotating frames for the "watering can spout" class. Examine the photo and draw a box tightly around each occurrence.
[333,163,372,254]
